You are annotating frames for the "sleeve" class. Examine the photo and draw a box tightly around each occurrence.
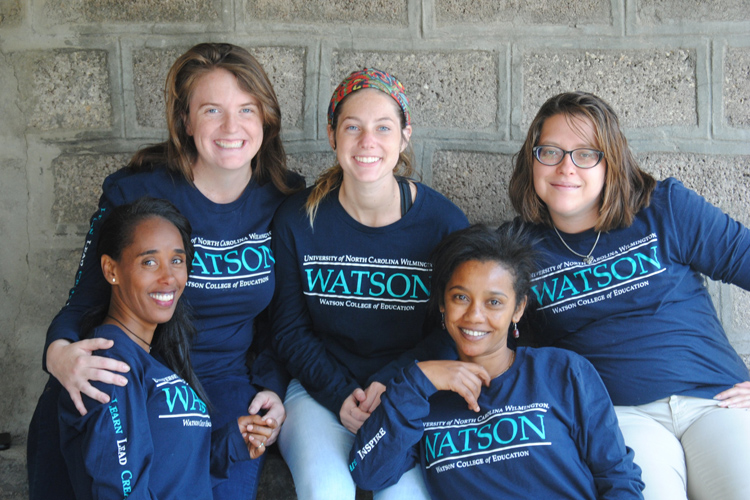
[248,308,291,399]
[43,177,126,371]
[666,179,750,290]
[571,358,645,499]
[367,327,458,388]
[269,209,360,415]
[59,358,159,499]
[366,194,467,390]
[349,362,435,491]
[209,421,250,479]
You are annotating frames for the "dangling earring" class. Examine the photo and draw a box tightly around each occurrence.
[512,322,520,339]
[441,312,446,330]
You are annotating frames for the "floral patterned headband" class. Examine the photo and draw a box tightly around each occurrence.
[327,68,411,127]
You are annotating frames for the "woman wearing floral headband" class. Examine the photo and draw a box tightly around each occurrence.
[270,68,468,499]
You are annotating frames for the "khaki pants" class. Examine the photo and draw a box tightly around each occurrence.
[615,396,750,500]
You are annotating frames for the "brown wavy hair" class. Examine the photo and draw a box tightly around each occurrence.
[509,91,656,232]
[128,42,297,194]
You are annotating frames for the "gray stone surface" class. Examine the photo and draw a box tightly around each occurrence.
[0,160,34,438]
[2,1,749,496]
[731,289,750,354]
[253,47,306,131]
[522,50,696,130]
[51,153,128,227]
[432,150,514,226]
[0,439,27,500]
[332,51,498,130]
[1,245,81,438]
[637,0,750,23]
[132,48,184,129]
[287,151,336,186]
[724,47,750,128]
[435,0,610,25]
[42,0,220,24]
[0,0,22,26]
[247,0,407,25]
[133,47,306,131]
[13,50,112,131]
[638,153,750,227]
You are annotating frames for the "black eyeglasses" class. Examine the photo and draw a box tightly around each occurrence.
[533,146,604,169]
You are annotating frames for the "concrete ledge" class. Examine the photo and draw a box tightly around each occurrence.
[0,438,374,500]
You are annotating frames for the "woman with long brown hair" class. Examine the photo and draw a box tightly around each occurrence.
[29,42,301,500]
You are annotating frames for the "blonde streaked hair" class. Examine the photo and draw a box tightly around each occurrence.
[305,86,414,226]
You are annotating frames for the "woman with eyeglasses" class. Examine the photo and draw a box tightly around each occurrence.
[508,91,750,500]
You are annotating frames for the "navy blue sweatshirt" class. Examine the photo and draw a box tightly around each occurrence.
[270,183,469,414]
[527,178,750,405]
[46,166,302,422]
[59,325,249,499]
[350,347,644,499]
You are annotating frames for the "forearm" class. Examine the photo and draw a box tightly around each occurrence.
[350,363,434,490]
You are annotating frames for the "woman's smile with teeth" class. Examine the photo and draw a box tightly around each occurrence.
[215,139,244,149]
[460,327,489,337]
[150,292,175,302]
[354,156,380,164]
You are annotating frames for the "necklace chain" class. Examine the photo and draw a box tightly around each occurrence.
[107,315,152,352]
[553,226,601,265]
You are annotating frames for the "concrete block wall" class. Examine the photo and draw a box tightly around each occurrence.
[1,0,749,497]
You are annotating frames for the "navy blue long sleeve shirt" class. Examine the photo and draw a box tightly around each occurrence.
[59,325,249,499]
[350,347,644,499]
[270,183,468,414]
[528,178,750,405]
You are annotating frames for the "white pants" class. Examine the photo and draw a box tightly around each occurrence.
[615,396,750,500]
[279,379,430,500]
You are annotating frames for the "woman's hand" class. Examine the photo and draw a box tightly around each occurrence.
[714,381,750,408]
[46,338,130,416]
[238,414,278,459]
[418,360,491,412]
[247,390,285,445]
[339,381,387,433]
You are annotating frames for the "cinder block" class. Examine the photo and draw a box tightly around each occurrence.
[133,47,305,131]
[638,153,750,227]
[132,48,184,129]
[287,151,336,187]
[637,0,750,24]
[252,47,306,130]
[434,0,609,25]
[522,50,696,129]
[42,0,219,24]
[247,0,406,25]
[724,47,750,128]
[13,50,112,131]
[0,0,22,26]
[731,288,750,353]
[332,51,497,130]
[0,245,80,437]
[431,150,514,225]
[51,153,128,226]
